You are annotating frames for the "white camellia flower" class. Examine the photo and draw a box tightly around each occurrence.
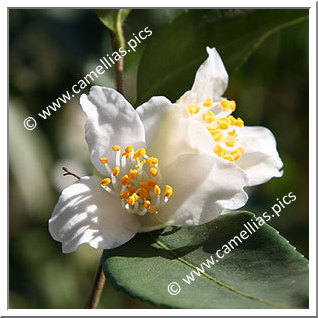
[137,47,283,187]
[49,86,249,253]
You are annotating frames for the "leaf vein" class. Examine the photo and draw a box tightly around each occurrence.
[149,234,289,309]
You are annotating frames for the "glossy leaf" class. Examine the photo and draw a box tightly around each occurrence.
[137,9,308,104]
[103,211,308,309]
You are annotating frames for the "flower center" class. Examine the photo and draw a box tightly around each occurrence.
[99,146,173,216]
[187,97,245,162]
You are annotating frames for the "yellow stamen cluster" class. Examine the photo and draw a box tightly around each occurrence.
[100,145,173,216]
[185,96,245,162]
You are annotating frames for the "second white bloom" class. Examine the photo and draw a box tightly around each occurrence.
[137,47,283,187]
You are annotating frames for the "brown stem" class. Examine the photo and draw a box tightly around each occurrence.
[62,167,80,180]
[111,32,124,94]
[85,257,106,309]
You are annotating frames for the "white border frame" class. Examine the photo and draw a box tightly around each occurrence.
[4,1,316,316]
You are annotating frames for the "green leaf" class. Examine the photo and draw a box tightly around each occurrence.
[103,211,308,309]
[136,9,308,104]
[96,9,131,32]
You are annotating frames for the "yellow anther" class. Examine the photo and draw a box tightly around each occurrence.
[225,137,237,147]
[151,206,158,215]
[113,145,121,151]
[214,145,227,158]
[128,186,136,196]
[139,187,150,200]
[125,145,133,153]
[121,174,131,185]
[235,117,244,127]
[218,117,231,130]
[133,148,146,159]
[230,148,244,161]
[203,98,213,107]
[202,110,216,123]
[147,157,159,166]
[120,191,129,199]
[187,104,200,115]
[113,166,120,176]
[122,145,134,158]
[154,185,161,195]
[143,200,151,209]
[229,100,236,111]
[129,169,137,179]
[164,185,173,197]
[127,193,139,205]
[228,115,237,125]
[101,178,111,186]
[221,99,230,111]
[127,195,137,206]
[211,129,223,142]
[150,167,158,177]
[147,179,157,187]
[223,154,235,162]
[228,129,237,137]
[100,157,109,164]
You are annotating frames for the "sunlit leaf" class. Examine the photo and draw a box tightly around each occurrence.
[103,211,308,309]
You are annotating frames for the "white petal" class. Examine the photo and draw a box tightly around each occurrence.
[49,176,140,253]
[136,96,173,147]
[180,47,229,106]
[80,86,145,174]
[138,154,248,231]
[137,97,214,167]
[237,126,283,186]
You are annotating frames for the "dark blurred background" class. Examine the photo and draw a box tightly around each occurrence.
[9,9,308,308]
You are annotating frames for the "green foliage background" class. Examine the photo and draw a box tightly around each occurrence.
[9,9,308,308]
